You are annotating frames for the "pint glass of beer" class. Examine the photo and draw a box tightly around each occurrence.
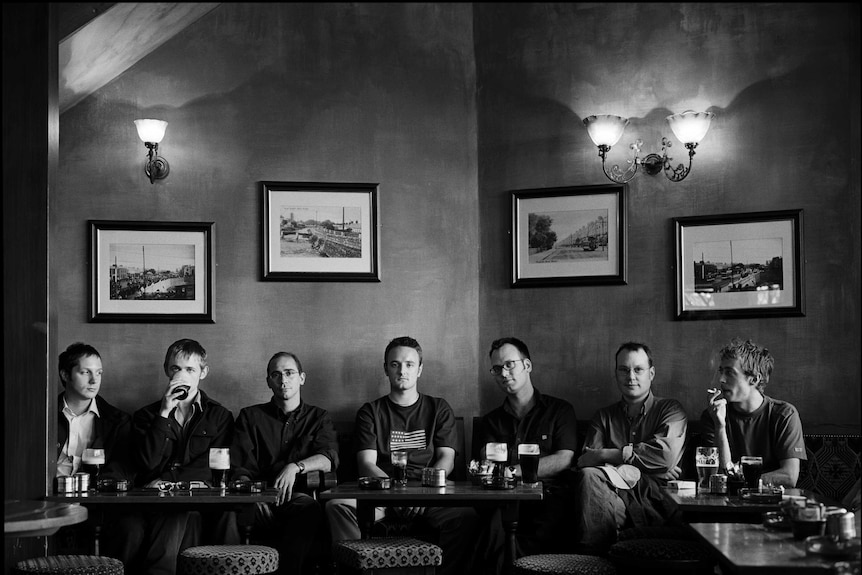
[518,444,540,487]
[82,448,105,482]
[209,447,230,489]
[695,446,719,491]
[740,456,763,489]
[390,450,409,486]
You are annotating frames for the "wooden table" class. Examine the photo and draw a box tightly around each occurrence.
[5,499,88,538]
[688,522,859,574]
[320,480,543,571]
[663,487,830,523]
[45,488,278,554]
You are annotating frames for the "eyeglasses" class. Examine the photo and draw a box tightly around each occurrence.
[490,359,526,376]
[157,480,191,492]
[269,369,299,380]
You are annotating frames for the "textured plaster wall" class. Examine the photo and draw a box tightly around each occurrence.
[55,3,479,423]
[475,3,860,427]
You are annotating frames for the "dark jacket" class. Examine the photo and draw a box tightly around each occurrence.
[132,390,234,486]
[56,393,134,482]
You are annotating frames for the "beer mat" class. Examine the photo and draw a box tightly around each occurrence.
[667,480,696,490]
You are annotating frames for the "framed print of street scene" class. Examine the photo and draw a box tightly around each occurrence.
[262,181,380,281]
[511,184,627,287]
[89,220,214,323]
[674,209,805,320]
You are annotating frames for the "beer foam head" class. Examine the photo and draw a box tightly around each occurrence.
[208,447,230,469]
[517,444,540,456]
[486,442,508,462]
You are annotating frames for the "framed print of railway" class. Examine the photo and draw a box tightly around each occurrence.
[510,183,627,287]
[673,209,805,320]
[262,181,380,281]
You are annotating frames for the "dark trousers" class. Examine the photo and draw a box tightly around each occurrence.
[254,493,326,575]
[104,511,201,575]
[411,506,480,575]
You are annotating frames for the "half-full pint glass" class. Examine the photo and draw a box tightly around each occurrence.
[741,456,764,489]
[82,448,105,482]
[209,447,230,489]
[390,450,408,486]
[518,444,540,487]
[695,446,719,491]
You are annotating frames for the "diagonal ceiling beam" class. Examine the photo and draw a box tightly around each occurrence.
[60,2,220,114]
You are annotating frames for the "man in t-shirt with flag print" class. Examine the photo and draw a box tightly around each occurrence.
[325,336,479,575]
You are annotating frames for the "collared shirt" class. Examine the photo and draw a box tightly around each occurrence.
[172,392,203,429]
[473,388,579,467]
[583,392,688,476]
[57,396,100,476]
[231,398,339,483]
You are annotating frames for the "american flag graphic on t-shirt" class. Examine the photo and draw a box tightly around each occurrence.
[390,429,427,451]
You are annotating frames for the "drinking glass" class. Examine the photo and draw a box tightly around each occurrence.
[695,446,719,491]
[82,448,105,482]
[390,450,408,486]
[517,444,540,487]
[740,455,764,489]
[209,447,230,489]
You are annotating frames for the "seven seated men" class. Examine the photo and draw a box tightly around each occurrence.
[54,335,808,574]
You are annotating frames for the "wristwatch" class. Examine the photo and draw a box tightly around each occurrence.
[295,461,306,474]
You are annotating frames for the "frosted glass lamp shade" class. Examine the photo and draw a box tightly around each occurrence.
[134,119,168,144]
[667,111,714,144]
[583,115,629,147]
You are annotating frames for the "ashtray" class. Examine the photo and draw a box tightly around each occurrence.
[358,476,391,490]
[482,476,515,490]
[96,478,129,492]
[740,487,783,504]
[804,536,862,558]
[470,473,492,486]
[762,511,791,530]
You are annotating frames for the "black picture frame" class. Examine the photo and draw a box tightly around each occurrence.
[511,183,627,287]
[262,181,380,282]
[673,209,805,320]
[89,220,215,323]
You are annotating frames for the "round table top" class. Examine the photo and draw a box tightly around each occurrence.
[4,499,88,538]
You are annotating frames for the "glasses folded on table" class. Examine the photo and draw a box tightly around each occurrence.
[156,480,208,492]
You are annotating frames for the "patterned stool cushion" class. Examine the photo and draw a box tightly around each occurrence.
[513,553,617,575]
[608,538,713,562]
[333,537,443,569]
[177,545,279,575]
[14,555,124,575]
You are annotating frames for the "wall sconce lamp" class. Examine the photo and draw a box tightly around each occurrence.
[134,119,170,184]
[583,110,714,183]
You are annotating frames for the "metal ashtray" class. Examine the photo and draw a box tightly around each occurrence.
[358,476,391,490]
[229,480,266,493]
[96,478,129,492]
[763,511,791,530]
[740,487,783,504]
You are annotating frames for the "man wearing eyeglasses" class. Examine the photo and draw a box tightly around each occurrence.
[572,341,688,554]
[472,337,578,572]
[230,351,339,575]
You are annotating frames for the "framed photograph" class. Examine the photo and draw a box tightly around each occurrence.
[511,184,627,287]
[90,221,214,323]
[674,210,805,320]
[262,181,380,281]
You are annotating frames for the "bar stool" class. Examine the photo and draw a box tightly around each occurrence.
[177,545,279,575]
[332,536,442,574]
[13,555,124,575]
[607,538,715,575]
[512,554,617,575]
